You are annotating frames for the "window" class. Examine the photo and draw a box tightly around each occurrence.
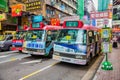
[56,29,86,44]
[46,30,58,41]
[25,30,45,41]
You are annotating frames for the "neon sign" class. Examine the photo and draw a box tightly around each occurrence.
[11,4,24,17]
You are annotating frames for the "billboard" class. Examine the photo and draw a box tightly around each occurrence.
[11,4,25,17]
[32,15,43,23]
[26,0,42,12]
[0,0,8,12]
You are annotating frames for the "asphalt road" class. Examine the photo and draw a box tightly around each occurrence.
[0,51,103,80]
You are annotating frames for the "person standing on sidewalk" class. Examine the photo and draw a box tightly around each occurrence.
[112,36,118,48]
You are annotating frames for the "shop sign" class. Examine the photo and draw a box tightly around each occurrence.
[11,4,25,17]
[112,28,120,32]
[0,13,7,21]
[50,18,60,26]
[26,1,42,12]
[112,20,120,25]
[96,19,112,28]
[60,16,79,23]
[0,0,8,12]
[90,11,110,19]
[32,15,43,23]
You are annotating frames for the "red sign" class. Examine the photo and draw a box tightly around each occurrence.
[112,28,120,32]
[11,4,23,17]
[50,18,60,26]
[90,11,109,19]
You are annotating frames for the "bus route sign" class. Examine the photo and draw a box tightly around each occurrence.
[101,28,111,38]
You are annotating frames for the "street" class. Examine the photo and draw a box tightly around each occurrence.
[0,51,103,80]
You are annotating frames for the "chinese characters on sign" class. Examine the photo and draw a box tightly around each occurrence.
[90,11,110,19]
[50,18,60,26]
[11,4,25,17]
[26,1,41,12]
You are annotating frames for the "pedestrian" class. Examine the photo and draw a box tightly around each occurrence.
[112,36,118,48]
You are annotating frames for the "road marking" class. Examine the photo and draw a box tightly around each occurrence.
[0,57,18,64]
[20,59,42,64]
[10,58,17,61]
[0,51,18,54]
[81,55,104,80]
[19,62,59,80]
[0,55,30,64]
[0,54,16,58]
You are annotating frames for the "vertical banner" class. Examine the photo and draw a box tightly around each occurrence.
[98,0,110,11]
[77,0,84,19]
[0,0,8,12]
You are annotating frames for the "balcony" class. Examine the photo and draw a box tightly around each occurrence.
[61,0,76,10]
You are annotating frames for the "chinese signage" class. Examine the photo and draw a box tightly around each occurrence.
[60,16,79,23]
[50,18,60,26]
[26,1,42,12]
[90,11,110,19]
[32,15,43,23]
[0,13,7,21]
[112,28,120,32]
[0,0,8,12]
[11,4,25,17]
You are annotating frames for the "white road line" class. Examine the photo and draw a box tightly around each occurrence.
[0,55,31,64]
[20,59,42,64]
[0,51,18,54]
[0,54,16,58]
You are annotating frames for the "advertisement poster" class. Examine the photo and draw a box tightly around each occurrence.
[102,42,110,53]
[101,29,111,38]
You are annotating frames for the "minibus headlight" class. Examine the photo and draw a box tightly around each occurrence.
[54,52,60,56]
[75,55,83,59]
[37,50,44,53]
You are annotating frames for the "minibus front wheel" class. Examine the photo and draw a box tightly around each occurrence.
[48,49,53,58]
[86,54,92,65]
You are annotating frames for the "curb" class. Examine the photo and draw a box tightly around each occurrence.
[92,54,106,80]
[81,54,104,80]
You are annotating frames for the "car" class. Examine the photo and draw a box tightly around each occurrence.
[0,35,13,51]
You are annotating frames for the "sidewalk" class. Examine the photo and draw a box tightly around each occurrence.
[93,44,120,80]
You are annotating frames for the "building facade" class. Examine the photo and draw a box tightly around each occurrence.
[112,0,120,35]
[24,0,77,23]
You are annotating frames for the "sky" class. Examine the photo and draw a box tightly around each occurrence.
[93,0,98,10]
